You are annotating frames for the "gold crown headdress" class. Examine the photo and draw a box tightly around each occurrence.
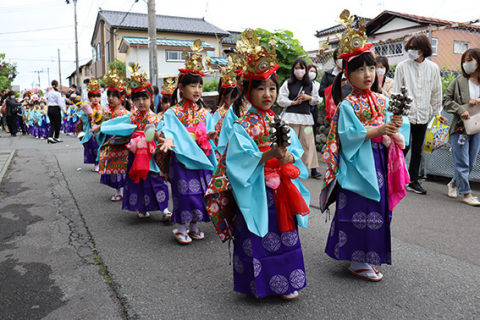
[87,77,101,93]
[179,39,212,76]
[220,56,239,88]
[236,29,279,80]
[336,9,371,61]
[126,63,150,92]
[103,66,124,91]
[161,77,177,95]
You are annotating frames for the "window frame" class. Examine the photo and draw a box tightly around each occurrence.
[166,50,185,62]
[453,40,470,55]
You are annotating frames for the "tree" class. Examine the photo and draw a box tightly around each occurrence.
[255,28,312,86]
[0,53,18,91]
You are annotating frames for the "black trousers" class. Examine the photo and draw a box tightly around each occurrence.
[48,106,61,139]
[17,114,26,134]
[311,106,319,136]
[6,114,18,136]
[403,123,428,183]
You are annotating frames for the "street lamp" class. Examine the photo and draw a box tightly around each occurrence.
[66,0,80,94]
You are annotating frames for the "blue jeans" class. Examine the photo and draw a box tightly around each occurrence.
[450,132,480,194]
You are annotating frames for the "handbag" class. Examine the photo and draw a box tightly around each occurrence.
[424,115,450,154]
[0,103,6,115]
[463,105,480,135]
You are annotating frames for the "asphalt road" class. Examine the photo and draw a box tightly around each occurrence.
[0,133,479,320]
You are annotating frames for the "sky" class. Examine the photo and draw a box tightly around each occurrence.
[1,0,479,90]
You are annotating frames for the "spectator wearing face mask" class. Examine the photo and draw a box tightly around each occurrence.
[375,55,394,98]
[393,34,448,195]
[278,58,322,178]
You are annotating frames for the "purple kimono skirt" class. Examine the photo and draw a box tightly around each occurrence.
[325,140,392,265]
[122,152,169,213]
[83,136,99,164]
[233,188,307,298]
[169,153,212,224]
[100,173,127,189]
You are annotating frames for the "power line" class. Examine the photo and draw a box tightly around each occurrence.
[0,26,73,35]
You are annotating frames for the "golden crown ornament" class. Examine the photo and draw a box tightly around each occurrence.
[103,66,124,90]
[126,62,150,92]
[161,77,177,95]
[180,39,213,76]
[336,9,370,60]
[236,29,278,80]
[86,77,101,93]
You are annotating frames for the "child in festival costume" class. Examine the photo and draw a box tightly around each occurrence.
[96,67,131,202]
[204,29,310,300]
[157,77,175,116]
[77,77,107,172]
[320,10,410,282]
[160,39,217,245]
[94,63,171,220]
[212,57,240,161]
[38,101,50,139]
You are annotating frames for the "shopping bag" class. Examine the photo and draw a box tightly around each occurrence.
[424,115,449,154]
[463,112,480,135]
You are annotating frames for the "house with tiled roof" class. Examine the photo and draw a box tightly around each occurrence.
[87,10,233,81]
[314,10,480,72]
[365,10,480,70]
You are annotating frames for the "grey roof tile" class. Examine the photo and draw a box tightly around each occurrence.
[99,10,230,37]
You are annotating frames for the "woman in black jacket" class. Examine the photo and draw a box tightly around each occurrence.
[5,90,20,137]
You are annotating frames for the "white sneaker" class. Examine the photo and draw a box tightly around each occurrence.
[463,197,480,206]
[447,182,458,198]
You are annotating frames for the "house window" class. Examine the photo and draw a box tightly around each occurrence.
[106,41,110,64]
[92,47,97,62]
[96,43,101,62]
[166,51,184,62]
[374,40,403,57]
[454,41,469,54]
[431,38,438,56]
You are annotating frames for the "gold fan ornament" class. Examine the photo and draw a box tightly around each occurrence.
[179,39,212,76]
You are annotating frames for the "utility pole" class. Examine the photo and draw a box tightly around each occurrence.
[147,0,158,86]
[47,68,50,87]
[58,49,63,91]
[33,70,43,88]
[66,0,81,92]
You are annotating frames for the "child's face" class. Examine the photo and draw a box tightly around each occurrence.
[250,78,277,111]
[162,101,171,109]
[134,96,151,112]
[223,92,234,107]
[180,82,202,102]
[89,96,100,105]
[347,62,376,91]
[108,93,122,107]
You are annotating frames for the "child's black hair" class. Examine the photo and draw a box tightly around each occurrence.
[171,73,206,109]
[332,52,378,105]
[157,94,172,112]
[217,85,240,107]
[88,92,101,99]
[233,75,279,117]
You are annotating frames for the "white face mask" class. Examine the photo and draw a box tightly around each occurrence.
[294,69,306,79]
[308,72,317,81]
[335,59,343,69]
[376,67,386,75]
[463,61,478,75]
[408,49,420,61]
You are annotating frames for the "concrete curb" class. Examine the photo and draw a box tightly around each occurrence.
[0,149,15,184]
